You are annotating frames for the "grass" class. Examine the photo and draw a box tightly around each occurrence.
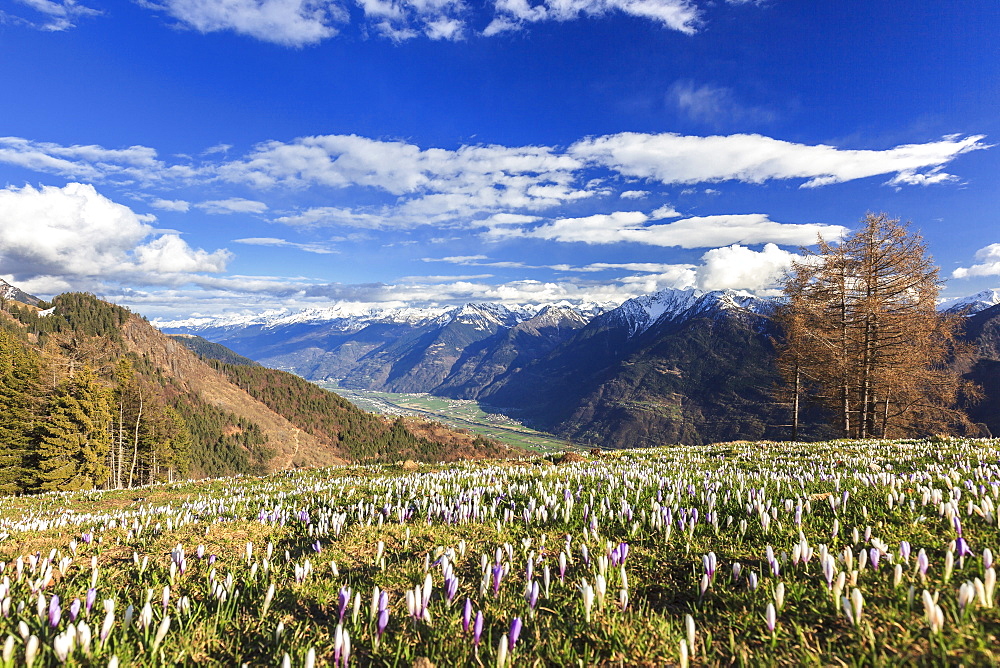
[2,437,1000,665]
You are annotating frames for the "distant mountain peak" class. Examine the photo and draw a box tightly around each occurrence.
[940,288,1000,315]
[0,278,41,307]
[609,287,771,337]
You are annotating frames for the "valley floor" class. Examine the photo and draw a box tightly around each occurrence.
[316,381,573,453]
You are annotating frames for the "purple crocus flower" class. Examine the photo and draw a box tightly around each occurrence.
[492,564,504,597]
[377,608,389,636]
[338,587,350,621]
[208,554,217,566]
[899,541,911,562]
[85,588,97,615]
[917,548,929,576]
[508,617,522,651]
[48,595,61,628]
[956,536,973,558]
[462,598,472,633]
[527,581,539,609]
[69,598,81,622]
[869,548,880,571]
[473,611,484,647]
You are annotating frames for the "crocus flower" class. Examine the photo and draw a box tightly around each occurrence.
[462,599,472,633]
[48,595,61,628]
[527,581,539,609]
[473,611,484,646]
[25,635,39,667]
[377,608,389,636]
[956,537,973,559]
[917,549,929,578]
[69,598,81,622]
[508,617,522,651]
[764,603,776,634]
[338,587,350,622]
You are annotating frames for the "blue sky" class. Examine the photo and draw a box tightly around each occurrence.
[1,0,997,319]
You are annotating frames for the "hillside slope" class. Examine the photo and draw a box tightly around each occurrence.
[0,290,515,492]
[121,316,340,470]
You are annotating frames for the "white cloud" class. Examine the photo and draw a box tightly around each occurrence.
[570,132,989,188]
[619,190,649,199]
[196,197,268,214]
[481,15,518,35]
[572,261,690,273]
[695,243,799,291]
[668,80,775,127]
[11,0,99,31]
[149,0,346,47]
[650,203,682,219]
[224,135,589,224]
[355,0,467,41]
[0,183,231,294]
[274,206,390,229]
[511,211,846,248]
[150,198,191,212]
[202,143,233,156]
[233,237,336,254]
[489,0,701,34]
[134,234,232,273]
[0,137,167,182]
[3,131,988,233]
[952,243,1000,279]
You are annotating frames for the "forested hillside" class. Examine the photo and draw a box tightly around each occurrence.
[0,292,513,495]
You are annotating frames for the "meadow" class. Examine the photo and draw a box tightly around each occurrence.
[1,437,999,666]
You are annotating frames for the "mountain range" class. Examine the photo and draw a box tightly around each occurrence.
[160,286,1000,447]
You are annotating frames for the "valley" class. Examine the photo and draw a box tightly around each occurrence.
[315,381,574,452]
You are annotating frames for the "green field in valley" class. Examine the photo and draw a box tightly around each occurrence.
[314,382,574,453]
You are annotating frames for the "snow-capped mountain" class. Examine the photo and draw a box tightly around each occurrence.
[156,300,607,334]
[939,288,1000,315]
[159,299,612,392]
[0,278,40,306]
[599,288,772,338]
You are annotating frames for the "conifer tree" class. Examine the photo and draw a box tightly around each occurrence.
[0,331,42,494]
[35,366,113,491]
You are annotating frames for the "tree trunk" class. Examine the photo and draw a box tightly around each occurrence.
[127,391,143,488]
